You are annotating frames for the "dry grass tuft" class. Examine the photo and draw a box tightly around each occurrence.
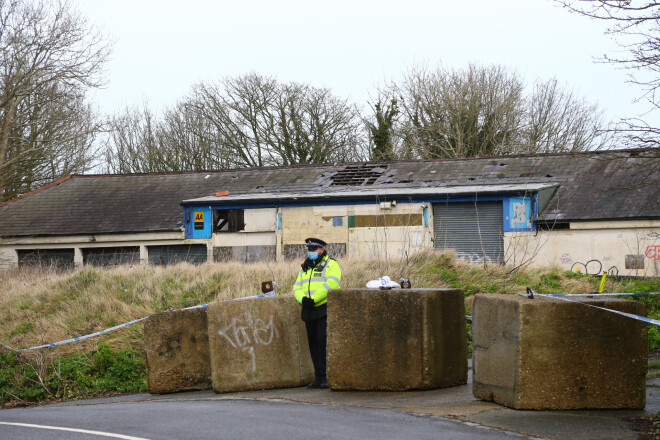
[0,251,622,357]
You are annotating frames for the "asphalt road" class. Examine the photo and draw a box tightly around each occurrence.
[0,398,533,440]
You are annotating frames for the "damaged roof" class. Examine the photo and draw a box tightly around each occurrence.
[0,149,658,237]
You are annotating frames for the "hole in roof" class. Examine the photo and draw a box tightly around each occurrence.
[255,186,264,190]
[468,177,476,181]
[545,174,553,178]
[499,163,506,167]
[329,164,388,186]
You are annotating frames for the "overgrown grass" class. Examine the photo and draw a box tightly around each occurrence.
[0,251,658,406]
[0,343,146,405]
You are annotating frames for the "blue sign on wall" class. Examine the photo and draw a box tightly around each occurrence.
[503,196,535,232]
[184,206,212,239]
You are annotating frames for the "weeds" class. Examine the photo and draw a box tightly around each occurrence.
[0,343,146,405]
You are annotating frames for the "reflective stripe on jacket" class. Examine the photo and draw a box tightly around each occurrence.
[293,255,341,306]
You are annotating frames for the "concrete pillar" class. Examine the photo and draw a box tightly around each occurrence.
[139,245,148,265]
[472,294,647,409]
[74,247,83,268]
[206,238,214,263]
[327,288,467,390]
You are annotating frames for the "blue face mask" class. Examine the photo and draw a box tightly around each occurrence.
[307,252,319,261]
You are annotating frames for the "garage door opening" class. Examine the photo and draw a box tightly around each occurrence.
[433,202,503,264]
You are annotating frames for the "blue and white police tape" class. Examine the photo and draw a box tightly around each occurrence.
[544,292,660,297]
[521,288,660,327]
[0,291,276,353]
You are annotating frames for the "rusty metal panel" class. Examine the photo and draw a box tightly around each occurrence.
[625,254,645,270]
[213,245,275,263]
[283,243,346,260]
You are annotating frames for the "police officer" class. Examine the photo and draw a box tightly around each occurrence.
[293,238,341,389]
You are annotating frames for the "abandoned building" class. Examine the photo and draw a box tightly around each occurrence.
[0,148,658,277]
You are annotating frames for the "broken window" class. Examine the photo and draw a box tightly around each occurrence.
[213,209,245,232]
[329,165,388,186]
[17,249,75,269]
[83,247,140,267]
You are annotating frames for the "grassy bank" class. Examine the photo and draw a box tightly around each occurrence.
[0,251,659,406]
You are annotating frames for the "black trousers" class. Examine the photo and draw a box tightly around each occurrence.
[305,316,327,379]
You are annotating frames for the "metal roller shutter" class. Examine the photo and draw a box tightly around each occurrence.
[433,202,503,263]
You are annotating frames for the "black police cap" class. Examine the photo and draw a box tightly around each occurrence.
[305,237,327,249]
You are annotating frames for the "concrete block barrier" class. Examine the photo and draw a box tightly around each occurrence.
[472,294,647,410]
[207,296,314,393]
[327,288,467,390]
[144,307,211,394]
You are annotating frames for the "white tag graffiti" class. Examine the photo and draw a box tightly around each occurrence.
[217,313,280,372]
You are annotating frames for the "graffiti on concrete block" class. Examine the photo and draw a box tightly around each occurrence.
[560,253,572,264]
[571,259,619,276]
[217,313,280,372]
[646,245,660,260]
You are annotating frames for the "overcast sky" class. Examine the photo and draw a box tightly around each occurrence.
[76,0,655,127]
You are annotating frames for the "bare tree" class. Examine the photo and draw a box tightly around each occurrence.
[189,73,366,168]
[558,1,660,111]
[379,64,612,159]
[523,79,613,153]
[158,99,233,171]
[270,82,365,165]
[387,64,525,159]
[106,99,233,173]
[0,0,110,201]
[105,103,164,174]
[557,1,660,180]
[105,74,366,173]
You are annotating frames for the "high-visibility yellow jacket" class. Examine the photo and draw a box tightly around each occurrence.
[293,255,341,306]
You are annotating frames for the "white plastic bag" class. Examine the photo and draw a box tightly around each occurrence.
[366,276,401,289]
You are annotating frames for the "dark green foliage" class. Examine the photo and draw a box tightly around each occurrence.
[466,321,473,355]
[10,322,34,337]
[535,271,563,292]
[0,343,146,405]
[367,99,398,161]
[618,278,660,350]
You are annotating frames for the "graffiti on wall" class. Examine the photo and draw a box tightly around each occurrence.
[646,245,660,260]
[570,259,619,276]
[217,313,280,372]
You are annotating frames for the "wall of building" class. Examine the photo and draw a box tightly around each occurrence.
[0,231,188,272]
[280,203,432,260]
[3,203,659,278]
[212,208,277,262]
[504,221,660,277]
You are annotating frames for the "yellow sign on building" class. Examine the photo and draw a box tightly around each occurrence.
[194,211,204,230]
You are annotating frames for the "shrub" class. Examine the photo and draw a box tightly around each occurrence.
[0,343,146,405]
